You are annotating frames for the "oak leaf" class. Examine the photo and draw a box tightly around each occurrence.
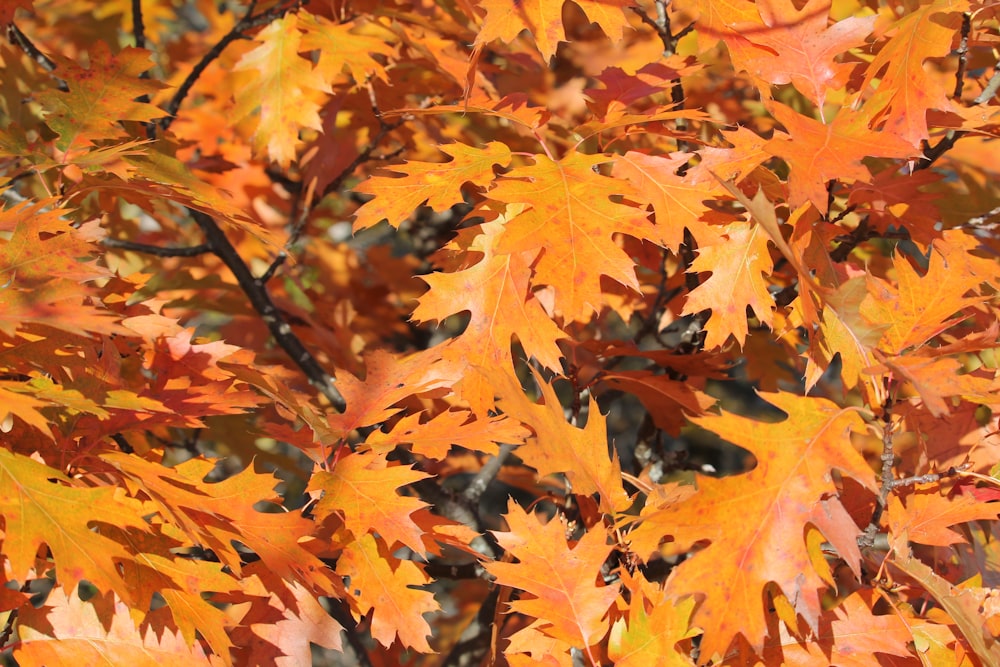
[235,565,344,667]
[337,533,439,651]
[0,449,150,602]
[733,0,874,110]
[0,198,123,336]
[309,450,429,553]
[861,239,988,355]
[473,0,633,61]
[365,410,529,459]
[611,151,726,251]
[859,0,969,147]
[15,586,221,666]
[608,573,697,666]
[491,152,659,320]
[683,220,775,349]
[486,501,620,648]
[891,550,1000,665]
[412,218,566,414]
[36,43,164,153]
[232,13,329,167]
[765,100,918,213]
[105,454,341,595]
[495,369,631,514]
[353,142,512,231]
[628,393,876,660]
[299,13,395,84]
[873,353,997,418]
[886,486,1000,547]
[760,590,917,666]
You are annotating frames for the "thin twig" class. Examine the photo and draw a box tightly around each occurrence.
[830,217,872,262]
[890,465,967,490]
[0,580,31,649]
[915,130,962,171]
[861,386,896,548]
[110,433,135,454]
[632,0,690,151]
[440,587,501,667]
[463,443,516,504]
[954,13,971,99]
[103,238,212,257]
[974,69,1000,105]
[6,23,66,90]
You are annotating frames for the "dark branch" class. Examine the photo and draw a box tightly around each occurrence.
[110,433,135,454]
[103,237,212,257]
[915,131,962,171]
[258,252,287,284]
[6,22,66,90]
[132,0,147,50]
[954,13,971,99]
[190,210,347,412]
[463,443,515,505]
[327,597,375,667]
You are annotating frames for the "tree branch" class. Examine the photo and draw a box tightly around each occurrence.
[103,238,212,257]
[191,210,347,412]
[6,22,66,90]
[132,0,146,50]
[326,597,375,667]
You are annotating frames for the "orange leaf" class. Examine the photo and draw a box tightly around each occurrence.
[353,141,512,231]
[764,101,917,213]
[495,369,631,514]
[628,393,876,660]
[612,151,727,251]
[486,502,620,647]
[299,13,395,84]
[36,43,164,153]
[682,220,775,349]
[761,590,917,666]
[105,454,341,596]
[887,485,1000,547]
[365,410,529,459]
[859,0,969,147]
[237,565,344,666]
[491,152,659,320]
[309,450,429,553]
[861,238,989,355]
[733,0,874,109]
[337,533,439,651]
[15,586,221,666]
[608,582,697,666]
[412,218,566,414]
[473,0,633,61]
[232,13,329,167]
[0,449,149,603]
[891,550,1000,666]
[0,198,123,336]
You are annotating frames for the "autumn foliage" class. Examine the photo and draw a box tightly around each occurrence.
[1,0,1000,664]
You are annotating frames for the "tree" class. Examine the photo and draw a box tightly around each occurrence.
[0,0,998,664]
